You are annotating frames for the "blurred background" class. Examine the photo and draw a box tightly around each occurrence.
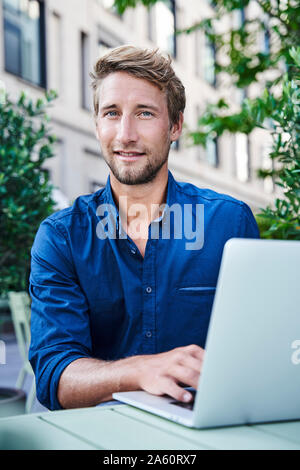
[0,0,299,415]
[0,0,278,211]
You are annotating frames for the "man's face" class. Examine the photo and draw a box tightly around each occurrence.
[95,71,182,185]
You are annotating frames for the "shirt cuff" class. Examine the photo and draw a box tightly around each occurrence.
[47,353,90,411]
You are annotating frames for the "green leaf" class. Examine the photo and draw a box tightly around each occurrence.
[0,90,57,293]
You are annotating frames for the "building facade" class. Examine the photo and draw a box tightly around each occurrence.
[0,0,277,212]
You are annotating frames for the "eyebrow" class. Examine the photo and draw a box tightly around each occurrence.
[136,104,160,112]
[99,103,160,112]
[99,104,118,112]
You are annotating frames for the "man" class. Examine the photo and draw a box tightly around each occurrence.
[29,46,259,411]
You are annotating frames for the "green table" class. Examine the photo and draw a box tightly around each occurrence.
[0,404,300,450]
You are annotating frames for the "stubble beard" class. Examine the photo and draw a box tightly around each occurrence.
[103,145,171,186]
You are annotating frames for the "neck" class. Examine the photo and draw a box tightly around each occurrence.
[110,165,169,239]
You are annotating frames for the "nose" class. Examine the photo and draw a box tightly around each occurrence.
[116,114,138,146]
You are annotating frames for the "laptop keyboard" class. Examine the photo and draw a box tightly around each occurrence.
[169,389,196,410]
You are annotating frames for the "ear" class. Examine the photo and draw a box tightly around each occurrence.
[170,112,184,142]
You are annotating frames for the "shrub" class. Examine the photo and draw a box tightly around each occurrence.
[0,90,57,294]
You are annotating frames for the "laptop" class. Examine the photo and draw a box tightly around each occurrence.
[113,238,300,428]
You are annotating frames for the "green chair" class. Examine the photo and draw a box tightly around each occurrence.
[0,296,11,335]
[7,291,36,414]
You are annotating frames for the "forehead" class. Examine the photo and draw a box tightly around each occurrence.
[98,71,167,108]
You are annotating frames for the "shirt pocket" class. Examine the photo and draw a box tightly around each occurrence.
[177,286,216,295]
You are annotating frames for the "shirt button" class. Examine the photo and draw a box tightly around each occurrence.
[145,331,152,338]
[146,286,152,294]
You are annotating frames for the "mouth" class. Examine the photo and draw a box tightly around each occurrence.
[114,151,146,162]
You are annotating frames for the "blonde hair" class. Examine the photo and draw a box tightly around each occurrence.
[90,45,186,126]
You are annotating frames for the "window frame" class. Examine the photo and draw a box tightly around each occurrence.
[205,136,219,168]
[80,30,91,111]
[150,0,177,59]
[3,0,47,89]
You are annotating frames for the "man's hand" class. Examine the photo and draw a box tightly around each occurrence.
[57,344,205,409]
[136,344,205,403]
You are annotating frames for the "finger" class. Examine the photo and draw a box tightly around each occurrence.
[184,344,205,361]
[169,364,200,390]
[178,355,202,373]
[162,377,194,403]
[173,345,204,364]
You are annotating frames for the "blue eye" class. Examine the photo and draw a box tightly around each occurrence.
[141,111,153,117]
[105,111,118,117]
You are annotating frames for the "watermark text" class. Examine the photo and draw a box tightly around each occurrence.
[291,340,300,365]
[96,201,205,251]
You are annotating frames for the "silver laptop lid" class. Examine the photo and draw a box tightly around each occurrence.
[193,238,300,428]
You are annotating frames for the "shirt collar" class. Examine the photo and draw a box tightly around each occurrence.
[102,170,177,229]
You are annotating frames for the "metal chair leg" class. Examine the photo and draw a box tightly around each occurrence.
[25,378,36,414]
[15,366,26,389]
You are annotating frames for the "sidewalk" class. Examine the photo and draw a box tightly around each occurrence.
[0,333,47,414]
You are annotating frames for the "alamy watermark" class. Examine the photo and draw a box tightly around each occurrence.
[96,201,205,250]
[0,340,6,365]
[291,340,300,365]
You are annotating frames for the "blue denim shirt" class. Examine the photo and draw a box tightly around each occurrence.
[29,171,259,410]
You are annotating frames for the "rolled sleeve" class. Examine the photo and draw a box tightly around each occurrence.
[29,218,92,410]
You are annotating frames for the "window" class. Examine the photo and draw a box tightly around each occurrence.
[90,181,105,193]
[261,136,274,193]
[203,34,216,86]
[205,137,219,167]
[235,88,250,181]
[98,26,122,59]
[263,28,270,54]
[171,139,180,151]
[84,147,101,158]
[81,31,91,110]
[52,12,62,93]
[3,0,46,88]
[195,29,201,77]
[261,15,270,55]
[98,39,112,58]
[232,7,245,28]
[194,104,218,165]
[152,0,176,57]
[235,133,250,182]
